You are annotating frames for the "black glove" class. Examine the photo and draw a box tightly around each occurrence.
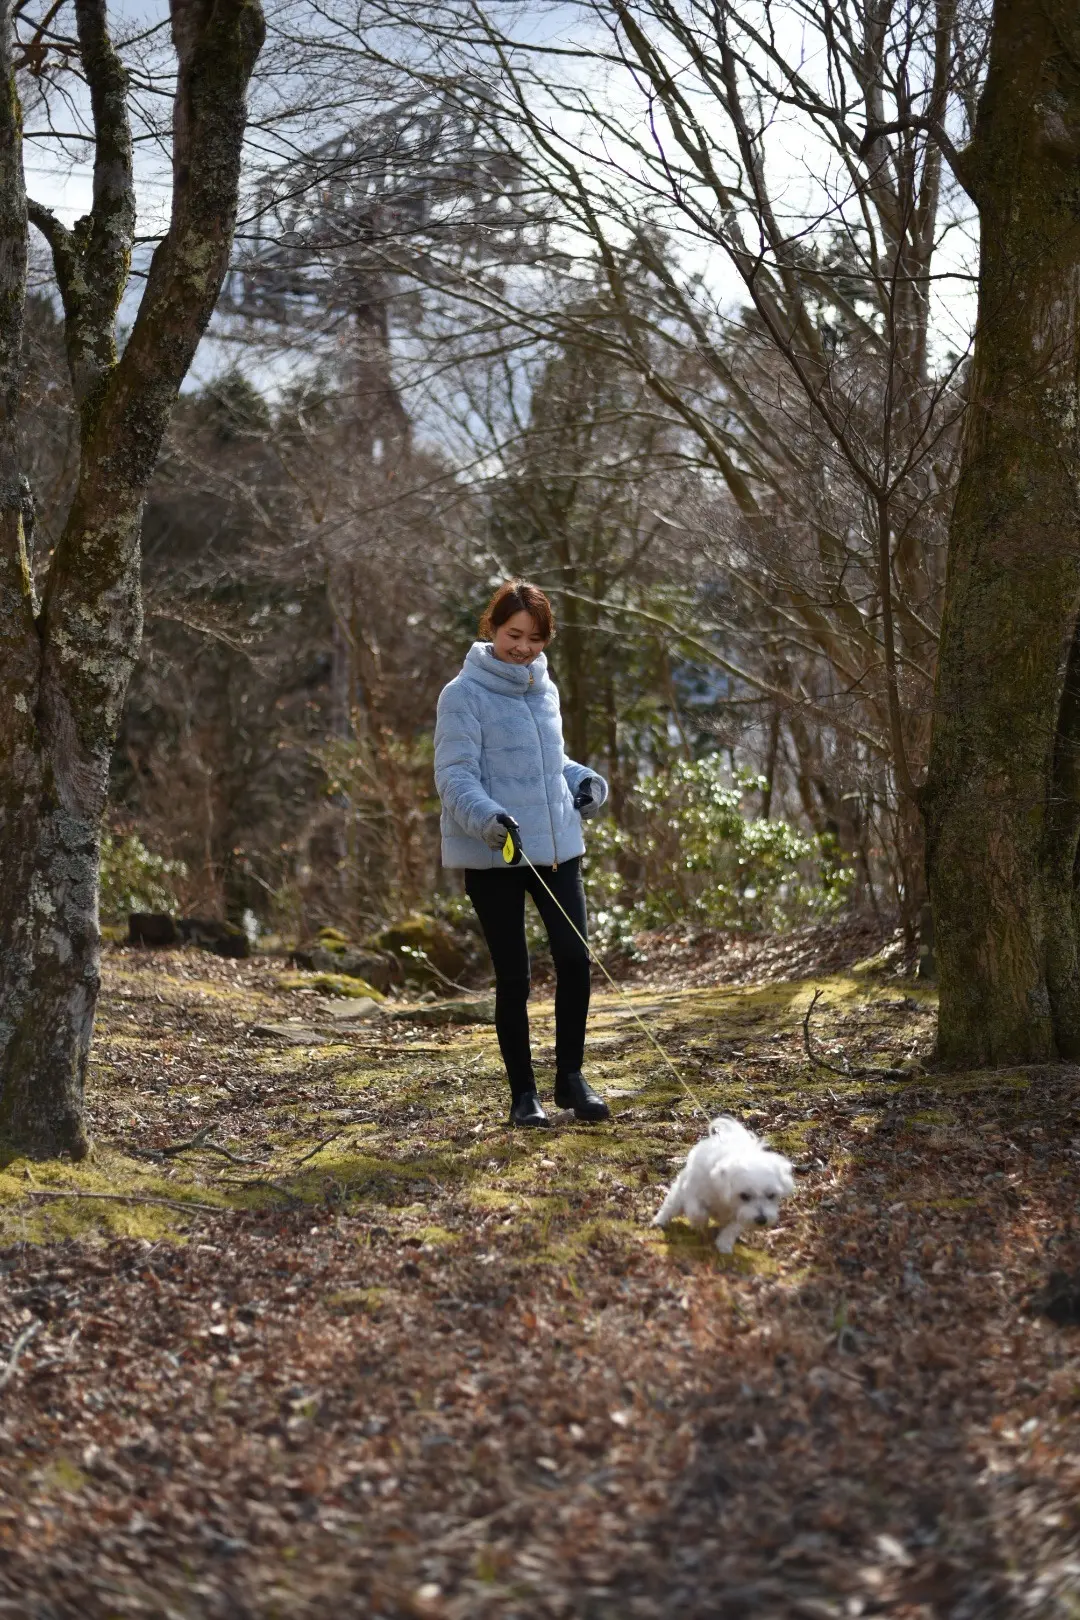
[573,778,597,812]
[485,812,522,864]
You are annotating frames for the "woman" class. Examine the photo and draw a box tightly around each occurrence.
[434,581,611,1127]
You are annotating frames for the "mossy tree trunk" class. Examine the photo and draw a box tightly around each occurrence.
[0,0,265,1157]
[924,0,1080,1066]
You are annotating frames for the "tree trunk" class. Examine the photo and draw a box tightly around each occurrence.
[760,707,780,819]
[923,0,1080,1066]
[0,0,265,1157]
[0,764,112,1158]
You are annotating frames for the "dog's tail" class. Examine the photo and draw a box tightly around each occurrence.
[651,1177,683,1227]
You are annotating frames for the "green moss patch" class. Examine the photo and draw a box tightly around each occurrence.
[276,972,386,1000]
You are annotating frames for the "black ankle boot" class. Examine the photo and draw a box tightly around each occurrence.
[509,1090,550,1128]
[553,1071,610,1123]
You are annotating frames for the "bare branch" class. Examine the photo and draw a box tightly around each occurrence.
[26,1,135,426]
[0,0,33,690]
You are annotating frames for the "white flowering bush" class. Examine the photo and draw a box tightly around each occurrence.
[585,756,852,952]
[99,834,187,923]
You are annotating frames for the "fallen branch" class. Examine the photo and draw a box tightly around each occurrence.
[330,1043,439,1054]
[217,1132,355,1206]
[293,1129,349,1168]
[25,1190,221,1214]
[214,1177,306,1207]
[801,990,906,1082]
[0,1320,42,1394]
[196,1143,267,1166]
[802,989,853,1077]
[170,1141,264,1165]
[116,1124,267,1168]
[159,1123,216,1157]
[157,1139,265,1168]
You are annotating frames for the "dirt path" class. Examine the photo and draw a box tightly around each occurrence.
[1,947,1078,1617]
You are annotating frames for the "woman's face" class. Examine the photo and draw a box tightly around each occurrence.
[491,609,547,665]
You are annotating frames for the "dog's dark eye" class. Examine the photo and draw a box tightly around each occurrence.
[740,1191,752,1202]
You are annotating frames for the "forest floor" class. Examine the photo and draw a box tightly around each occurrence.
[1,938,1079,1619]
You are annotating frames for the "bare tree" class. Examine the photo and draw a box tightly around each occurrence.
[344,0,1080,1062]
[0,0,265,1159]
[924,0,1080,1065]
[288,0,987,931]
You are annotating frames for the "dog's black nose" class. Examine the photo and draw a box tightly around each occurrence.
[755,1214,768,1226]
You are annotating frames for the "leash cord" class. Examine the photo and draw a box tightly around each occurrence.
[513,847,711,1124]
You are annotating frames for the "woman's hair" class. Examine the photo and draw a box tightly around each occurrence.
[479,580,556,643]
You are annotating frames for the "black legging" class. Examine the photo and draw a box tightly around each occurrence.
[464,856,590,1096]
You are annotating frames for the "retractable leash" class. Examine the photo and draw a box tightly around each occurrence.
[499,822,711,1124]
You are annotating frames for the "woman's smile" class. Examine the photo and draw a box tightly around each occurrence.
[491,607,546,665]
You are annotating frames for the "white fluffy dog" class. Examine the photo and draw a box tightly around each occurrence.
[652,1117,795,1252]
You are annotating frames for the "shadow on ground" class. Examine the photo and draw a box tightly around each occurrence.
[1,948,1078,1618]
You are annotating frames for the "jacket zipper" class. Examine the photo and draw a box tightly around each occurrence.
[526,670,558,869]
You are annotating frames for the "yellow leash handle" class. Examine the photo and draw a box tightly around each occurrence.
[497,815,523,867]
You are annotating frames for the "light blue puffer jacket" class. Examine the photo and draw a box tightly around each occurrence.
[434,642,609,869]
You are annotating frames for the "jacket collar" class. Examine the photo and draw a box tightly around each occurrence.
[462,640,549,696]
